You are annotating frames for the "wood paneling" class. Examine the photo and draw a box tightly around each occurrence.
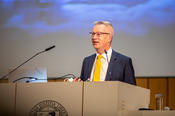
[55,79,64,82]
[47,79,64,82]
[136,77,175,110]
[148,78,168,110]
[136,78,148,88]
[0,79,8,83]
[168,78,175,110]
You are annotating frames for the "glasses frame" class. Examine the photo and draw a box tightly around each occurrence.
[89,32,110,37]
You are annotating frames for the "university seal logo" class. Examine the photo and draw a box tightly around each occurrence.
[29,100,68,116]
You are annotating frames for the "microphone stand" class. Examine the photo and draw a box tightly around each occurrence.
[0,46,55,80]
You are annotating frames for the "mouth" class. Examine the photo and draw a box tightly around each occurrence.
[92,41,99,45]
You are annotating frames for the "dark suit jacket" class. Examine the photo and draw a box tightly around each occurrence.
[80,50,136,85]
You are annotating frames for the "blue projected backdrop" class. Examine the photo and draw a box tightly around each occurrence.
[0,0,175,77]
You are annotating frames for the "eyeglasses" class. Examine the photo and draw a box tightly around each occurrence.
[89,32,110,37]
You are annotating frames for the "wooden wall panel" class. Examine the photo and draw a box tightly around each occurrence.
[168,78,175,110]
[148,78,167,110]
[48,78,64,82]
[0,79,8,83]
[136,78,148,89]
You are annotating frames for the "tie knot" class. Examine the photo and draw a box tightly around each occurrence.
[97,55,103,60]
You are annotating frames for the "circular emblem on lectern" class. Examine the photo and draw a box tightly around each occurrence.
[29,100,68,116]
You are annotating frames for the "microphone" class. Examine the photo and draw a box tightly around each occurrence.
[13,77,37,83]
[0,45,56,80]
[45,45,55,51]
[105,49,111,79]
[104,50,109,63]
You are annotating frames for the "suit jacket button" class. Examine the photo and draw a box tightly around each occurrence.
[109,72,111,75]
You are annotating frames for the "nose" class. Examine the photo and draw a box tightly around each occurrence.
[93,33,99,38]
[92,36,98,41]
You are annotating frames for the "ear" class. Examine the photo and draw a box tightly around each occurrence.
[107,34,112,43]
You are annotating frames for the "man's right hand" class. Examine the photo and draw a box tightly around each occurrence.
[73,77,82,82]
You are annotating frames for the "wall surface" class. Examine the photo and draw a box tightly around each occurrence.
[0,0,175,78]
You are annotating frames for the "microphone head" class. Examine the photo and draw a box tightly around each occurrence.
[45,45,56,51]
[104,50,107,54]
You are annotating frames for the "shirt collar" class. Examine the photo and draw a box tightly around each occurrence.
[96,47,112,60]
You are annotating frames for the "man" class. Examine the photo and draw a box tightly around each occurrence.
[79,21,136,85]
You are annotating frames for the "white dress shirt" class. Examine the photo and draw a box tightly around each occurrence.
[90,47,112,81]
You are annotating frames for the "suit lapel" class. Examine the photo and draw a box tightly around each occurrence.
[87,54,96,79]
[105,50,118,81]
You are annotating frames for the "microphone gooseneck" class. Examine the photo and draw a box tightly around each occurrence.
[0,45,56,80]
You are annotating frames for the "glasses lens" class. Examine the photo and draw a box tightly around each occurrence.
[89,32,110,36]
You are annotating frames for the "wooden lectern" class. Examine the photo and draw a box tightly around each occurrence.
[83,81,150,116]
[0,81,151,116]
[16,82,83,116]
[0,83,16,116]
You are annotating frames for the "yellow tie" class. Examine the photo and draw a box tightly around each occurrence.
[93,55,103,81]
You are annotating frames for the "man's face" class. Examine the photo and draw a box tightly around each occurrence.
[91,24,112,51]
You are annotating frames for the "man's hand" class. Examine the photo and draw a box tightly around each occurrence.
[73,77,82,82]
